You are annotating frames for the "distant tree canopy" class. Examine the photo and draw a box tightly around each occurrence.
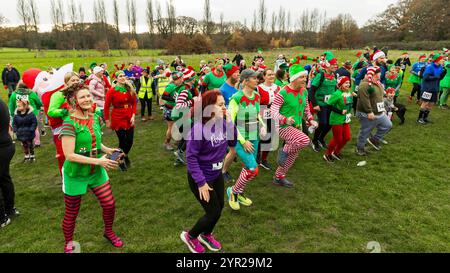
[0,0,447,53]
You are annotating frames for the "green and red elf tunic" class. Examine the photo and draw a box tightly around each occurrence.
[327,88,354,125]
[202,68,226,91]
[385,64,402,97]
[270,85,314,130]
[104,85,137,131]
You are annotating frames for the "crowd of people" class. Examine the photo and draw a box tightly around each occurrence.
[0,46,448,253]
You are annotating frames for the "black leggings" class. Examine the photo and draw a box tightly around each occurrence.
[187,172,224,238]
[115,128,134,155]
[411,83,421,101]
[313,105,332,143]
[21,140,35,155]
[0,144,15,222]
[139,96,153,117]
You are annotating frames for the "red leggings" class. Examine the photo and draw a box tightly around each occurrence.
[53,134,65,176]
[326,124,351,156]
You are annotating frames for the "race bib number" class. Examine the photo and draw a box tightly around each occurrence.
[376,102,385,112]
[324,95,331,103]
[212,161,223,171]
[263,109,271,119]
[345,113,352,123]
[421,92,432,100]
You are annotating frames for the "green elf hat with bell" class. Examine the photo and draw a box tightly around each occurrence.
[289,64,308,82]
[323,51,338,66]
[89,62,98,70]
[431,53,443,63]
[290,54,318,64]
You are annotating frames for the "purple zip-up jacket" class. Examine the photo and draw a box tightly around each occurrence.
[187,119,237,187]
[132,65,143,79]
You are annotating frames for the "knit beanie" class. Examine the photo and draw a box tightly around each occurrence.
[223,63,240,78]
[337,76,350,89]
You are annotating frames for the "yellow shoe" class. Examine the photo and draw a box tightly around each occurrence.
[227,187,240,211]
[237,194,252,206]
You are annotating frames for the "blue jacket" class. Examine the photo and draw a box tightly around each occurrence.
[13,107,37,142]
[410,62,427,76]
[421,63,444,93]
[355,64,387,87]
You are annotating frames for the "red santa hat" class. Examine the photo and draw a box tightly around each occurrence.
[385,87,395,94]
[372,50,386,61]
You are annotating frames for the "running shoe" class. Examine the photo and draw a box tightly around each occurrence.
[273,177,294,188]
[318,140,328,149]
[226,187,240,210]
[380,139,388,145]
[323,154,335,163]
[277,148,289,166]
[7,208,20,219]
[174,149,186,164]
[311,141,321,152]
[367,138,381,151]
[0,217,11,228]
[164,143,174,151]
[223,172,235,183]
[355,147,367,156]
[180,231,205,253]
[198,234,222,252]
[237,194,252,206]
[259,160,272,170]
[417,118,427,125]
[331,153,343,161]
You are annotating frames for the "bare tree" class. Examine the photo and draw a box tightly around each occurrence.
[28,0,39,33]
[126,0,131,34]
[0,14,7,26]
[203,0,212,35]
[271,11,277,34]
[146,0,154,35]
[155,1,169,37]
[258,0,267,32]
[219,12,225,34]
[278,6,286,35]
[113,0,120,47]
[17,0,31,48]
[57,0,65,31]
[130,0,137,37]
[167,0,176,36]
[251,10,257,31]
[68,0,77,49]
[287,10,291,33]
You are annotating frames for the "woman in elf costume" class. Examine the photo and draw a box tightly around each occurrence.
[60,84,123,253]
[385,64,407,124]
[257,69,280,170]
[309,51,338,152]
[408,54,427,103]
[226,69,266,211]
[202,59,227,91]
[47,72,81,175]
[270,64,317,187]
[323,76,354,163]
[104,71,137,167]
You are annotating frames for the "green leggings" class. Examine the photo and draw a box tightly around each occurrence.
[440,88,449,106]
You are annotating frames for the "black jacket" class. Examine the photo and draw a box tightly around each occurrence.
[0,99,12,148]
[232,54,244,66]
[13,107,37,142]
[2,67,20,85]
[395,58,412,71]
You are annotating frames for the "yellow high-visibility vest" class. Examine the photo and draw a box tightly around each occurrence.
[139,76,153,99]
[158,77,170,96]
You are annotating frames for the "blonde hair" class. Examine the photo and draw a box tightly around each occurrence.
[64,72,80,84]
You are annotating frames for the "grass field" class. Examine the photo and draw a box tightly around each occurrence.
[0,48,449,253]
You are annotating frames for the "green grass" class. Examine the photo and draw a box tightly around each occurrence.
[0,48,449,253]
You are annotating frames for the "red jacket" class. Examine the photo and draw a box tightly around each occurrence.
[104,87,137,131]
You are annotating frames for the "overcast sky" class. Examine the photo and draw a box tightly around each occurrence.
[2,0,399,33]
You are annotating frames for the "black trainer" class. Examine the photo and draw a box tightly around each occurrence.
[311,141,321,152]
[323,154,335,163]
[0,217,11,228]
[259,161,272,170]
[355,147,367,156]
[318,140,328,149]
[331,153,343,161]
[367,138,381,151]
[7,208,20,218]
[273,178,294,188]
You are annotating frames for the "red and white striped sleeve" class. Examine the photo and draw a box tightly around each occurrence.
[270,92,287,125]
[303,95,314,122]
[176,90,192,109]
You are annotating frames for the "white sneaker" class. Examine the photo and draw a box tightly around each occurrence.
[380,140,388,145]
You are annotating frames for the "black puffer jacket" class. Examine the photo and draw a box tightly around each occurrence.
[13,107,37,142]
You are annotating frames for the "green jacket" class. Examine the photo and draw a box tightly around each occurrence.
[440,61,450,89]
[311,72,337,106]
[327,89,353,125]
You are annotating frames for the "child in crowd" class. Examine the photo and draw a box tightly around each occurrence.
[13,97,38,163]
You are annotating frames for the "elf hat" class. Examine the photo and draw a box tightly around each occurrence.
[337,76,350,88]
[171,71,183,80]
[323,51,338,65]
[431,53,443,63]
[289,64,308,82]
[419,53,427,60]
[183,69,196,82]
[279,63,290,71]
[89,62,98,70]
[372,50,386,61]
[385,87,395,94]
[367,66,381,85]
[356,51,363,57]
[223,63,239,78]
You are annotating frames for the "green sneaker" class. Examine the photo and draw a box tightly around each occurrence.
[237,194,252,206]
[227,187,240,211]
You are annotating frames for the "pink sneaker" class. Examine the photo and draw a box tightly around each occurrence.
[180,231,205,253]
[198,234,222,252]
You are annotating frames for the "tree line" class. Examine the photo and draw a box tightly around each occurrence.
[0,0,447,53]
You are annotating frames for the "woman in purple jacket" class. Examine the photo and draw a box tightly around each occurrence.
[180,90,237,253]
